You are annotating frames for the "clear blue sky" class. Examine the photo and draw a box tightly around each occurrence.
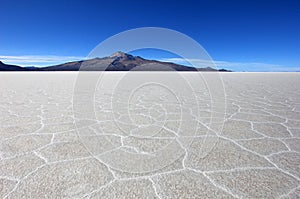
[0,0,299,71]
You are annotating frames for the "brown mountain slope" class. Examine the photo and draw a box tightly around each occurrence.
[0,52,231,71]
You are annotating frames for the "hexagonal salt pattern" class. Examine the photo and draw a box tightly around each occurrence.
[0,72,300,198]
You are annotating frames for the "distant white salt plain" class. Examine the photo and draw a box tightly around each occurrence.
[0,72,300,198]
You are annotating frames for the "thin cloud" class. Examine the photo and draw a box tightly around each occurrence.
[159,58,296,72]
[0,55,86,67]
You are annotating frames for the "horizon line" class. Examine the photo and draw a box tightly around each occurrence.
[0,54,299,72]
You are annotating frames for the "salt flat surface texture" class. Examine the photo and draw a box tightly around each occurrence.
[0,72,300,198]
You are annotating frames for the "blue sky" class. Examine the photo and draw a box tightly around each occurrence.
[0,0,299,71]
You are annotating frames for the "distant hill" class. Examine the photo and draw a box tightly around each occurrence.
[0,61,28,71]
[0,52,231,72]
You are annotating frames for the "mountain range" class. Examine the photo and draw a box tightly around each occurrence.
[0,52,231,72]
